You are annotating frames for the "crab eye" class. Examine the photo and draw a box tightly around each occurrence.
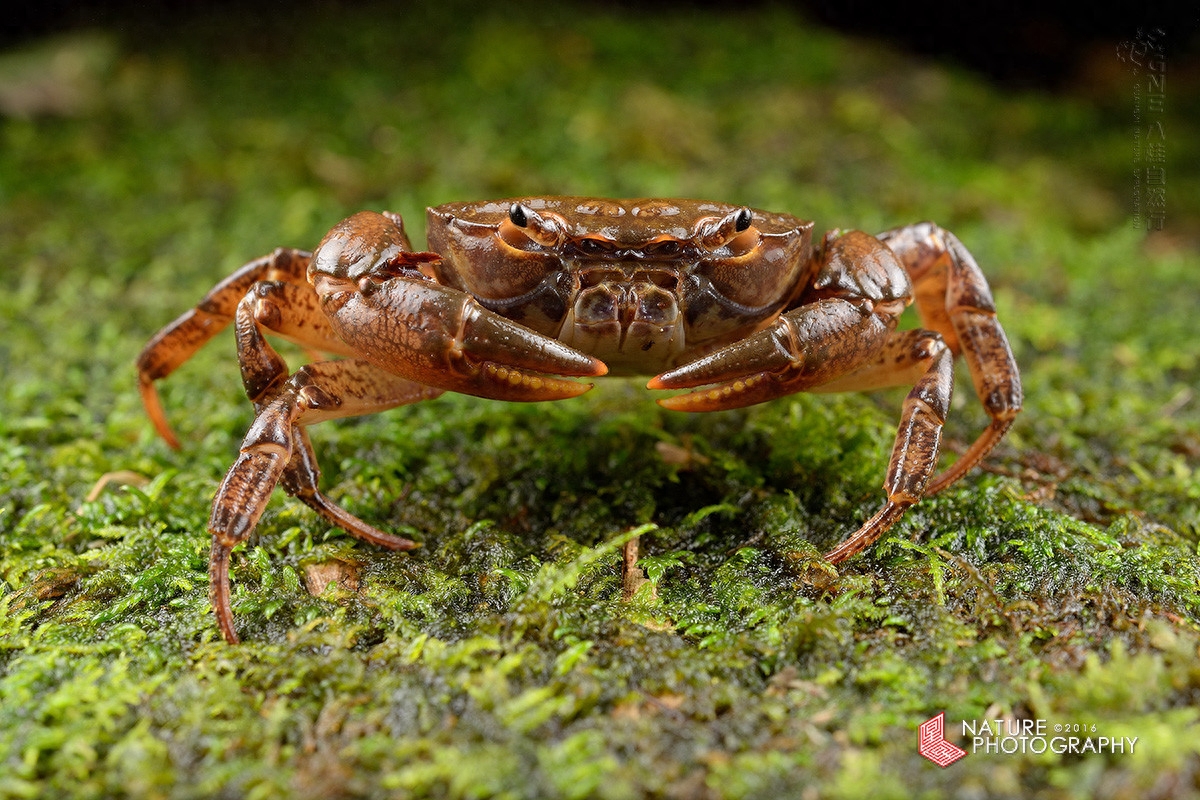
[696,207,758,251]
[502,203,568,248]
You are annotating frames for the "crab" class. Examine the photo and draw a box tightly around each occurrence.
[137,197,1022,643]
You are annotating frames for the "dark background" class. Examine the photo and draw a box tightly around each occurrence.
[3,0,1198,93]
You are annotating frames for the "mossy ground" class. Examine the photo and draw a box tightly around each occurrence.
[1,4,1198,798]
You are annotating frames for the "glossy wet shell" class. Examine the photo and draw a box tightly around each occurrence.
[424,197,816,374]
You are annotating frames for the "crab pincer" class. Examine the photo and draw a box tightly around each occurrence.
[649,297,891,411]
[316,272,607,402]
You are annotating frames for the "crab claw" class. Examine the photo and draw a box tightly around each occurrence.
[450,297,609,401]
[649,299,888,412]
[321,274,607,402]
[649,330,798,412]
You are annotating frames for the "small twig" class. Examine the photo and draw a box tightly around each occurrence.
[83,470,150,503]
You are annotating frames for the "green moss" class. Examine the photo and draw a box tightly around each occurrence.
[1,3,1198,797]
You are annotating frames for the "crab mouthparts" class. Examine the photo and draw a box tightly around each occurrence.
[559,273,686,374]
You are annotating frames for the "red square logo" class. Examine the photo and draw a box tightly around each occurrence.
[918,712,967,767]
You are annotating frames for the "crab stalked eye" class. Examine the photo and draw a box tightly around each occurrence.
[696,207,759,251]
[500,203,568,249]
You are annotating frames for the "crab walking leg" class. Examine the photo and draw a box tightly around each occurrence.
[279,425,421,550]
[878,223,1022,493]
[233,279,359,406]
[240,279,355,357]
[211,270,608,641]
[209,282,443,642]
[811,329,948,395]
[208,358,443,643]
[136,248,315,448]
[819,332,954,562]
[232,280,440,543]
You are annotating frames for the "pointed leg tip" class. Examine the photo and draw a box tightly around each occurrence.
[218,620,241,645]
[822,501,910,564]
[209,541,240,644]
[139,376,183,449]
[376,533,422,551]
[162,428,182,451]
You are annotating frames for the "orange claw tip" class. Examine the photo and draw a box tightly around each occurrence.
[534,346,606,379]
[645,359,727,391]
[657,391,730,413]
[646,363,698,390]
